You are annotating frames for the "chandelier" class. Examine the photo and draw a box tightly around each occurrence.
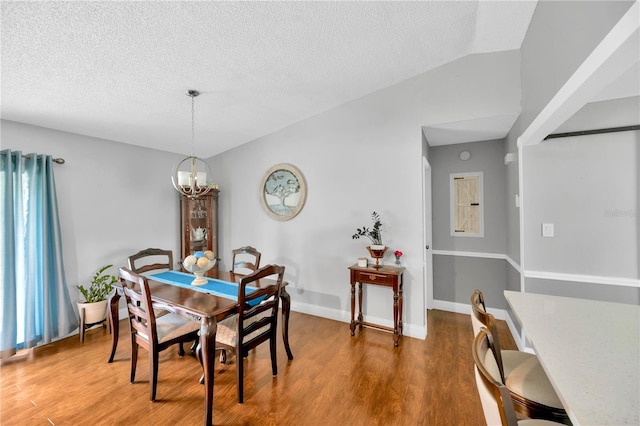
[171,89,215,198]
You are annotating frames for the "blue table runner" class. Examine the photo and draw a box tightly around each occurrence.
[149,270,262,305]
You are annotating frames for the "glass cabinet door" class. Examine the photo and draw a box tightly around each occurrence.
[179,189,219,269]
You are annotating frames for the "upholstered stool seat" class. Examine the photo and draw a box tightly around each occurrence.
[519,420,567,426]
[470,289,569,424]
[474,327,567,426]
[503,351,564,410]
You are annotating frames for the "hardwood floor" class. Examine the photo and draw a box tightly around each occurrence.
[1,310,516,425]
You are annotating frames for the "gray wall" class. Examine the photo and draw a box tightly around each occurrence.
[430,138,510,310]
[512,0,638,324]
[431,139,507,253]
[501,1,635,324]
[208,50,522,337]
[519,0,635,132]
[523,99,639,279]
[505,0,634,273]
[433,255,508,309]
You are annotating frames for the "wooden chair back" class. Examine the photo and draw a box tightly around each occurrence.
[470,289,489,335]
[231,246,261,274]
[128,248,174,275]
[217,264,284,403]
[237,264,284,351]
[472,327,519,426]
[470,289,506,382]
[119,267,159,347]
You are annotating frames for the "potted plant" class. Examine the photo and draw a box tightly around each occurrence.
[352,211,386,265]
[77,264,118,326]
[352,211,384,247]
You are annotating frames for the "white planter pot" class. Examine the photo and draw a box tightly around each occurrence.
[77,300,108,324]
[369,244,386,251]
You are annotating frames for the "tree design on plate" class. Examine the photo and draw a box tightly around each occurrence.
[265,170,299,212]
[261,164,306,221]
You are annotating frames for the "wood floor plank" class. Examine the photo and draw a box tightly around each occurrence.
[0,309,516,425]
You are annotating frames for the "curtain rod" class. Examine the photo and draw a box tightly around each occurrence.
[0,151,65,164]
[544,125,640,140]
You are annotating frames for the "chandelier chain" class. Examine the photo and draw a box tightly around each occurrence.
[172,89,214,199]
[190,91,196,157]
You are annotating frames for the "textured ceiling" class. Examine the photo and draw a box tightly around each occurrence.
[1,1,538,157]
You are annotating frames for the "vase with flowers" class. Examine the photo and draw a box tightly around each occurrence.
[352,211,386,266]
[394,250,403,265]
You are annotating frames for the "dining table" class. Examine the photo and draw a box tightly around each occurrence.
[504,290,639,426]
[106,268,294,426]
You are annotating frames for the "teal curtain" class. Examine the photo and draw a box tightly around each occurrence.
[1,150,77,358]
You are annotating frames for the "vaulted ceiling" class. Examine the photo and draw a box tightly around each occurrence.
[2,1,539,157]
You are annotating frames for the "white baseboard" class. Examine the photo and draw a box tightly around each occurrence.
[290,301,427,341]
[433,299,537,353]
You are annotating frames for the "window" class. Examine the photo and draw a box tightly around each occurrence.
[450,172,484,237]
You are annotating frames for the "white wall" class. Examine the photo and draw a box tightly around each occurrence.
[1,120,183,311]
[209,50,522,339]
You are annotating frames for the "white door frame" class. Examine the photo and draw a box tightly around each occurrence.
[423,157,434,312]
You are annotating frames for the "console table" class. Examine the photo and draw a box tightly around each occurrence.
[348,264,405,346]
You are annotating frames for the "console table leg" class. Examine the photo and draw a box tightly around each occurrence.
[357,282,364,328]
[350,282,356,335]
[399,279,404,337]
[393,291,399,347]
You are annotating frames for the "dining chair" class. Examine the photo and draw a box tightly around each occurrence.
[472,327,566,426]
[470,290,569,424]
[127,248,194,347]
[128,248,174,275]
[217,246,262,363]
[119,267,200,402]
[215,264,285,403]
[231,246,262,275]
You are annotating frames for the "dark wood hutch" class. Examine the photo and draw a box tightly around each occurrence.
[179,189,219,269]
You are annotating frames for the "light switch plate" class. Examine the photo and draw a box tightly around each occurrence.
[542,223,554,237]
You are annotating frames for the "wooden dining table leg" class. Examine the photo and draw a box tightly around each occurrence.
[280,287,294,360]
[200,318,217,426]
[106,290,121,363]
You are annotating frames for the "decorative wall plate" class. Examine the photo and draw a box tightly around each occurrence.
[260,163,307,221]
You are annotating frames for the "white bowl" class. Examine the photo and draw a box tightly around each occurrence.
[183,258,217,285]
